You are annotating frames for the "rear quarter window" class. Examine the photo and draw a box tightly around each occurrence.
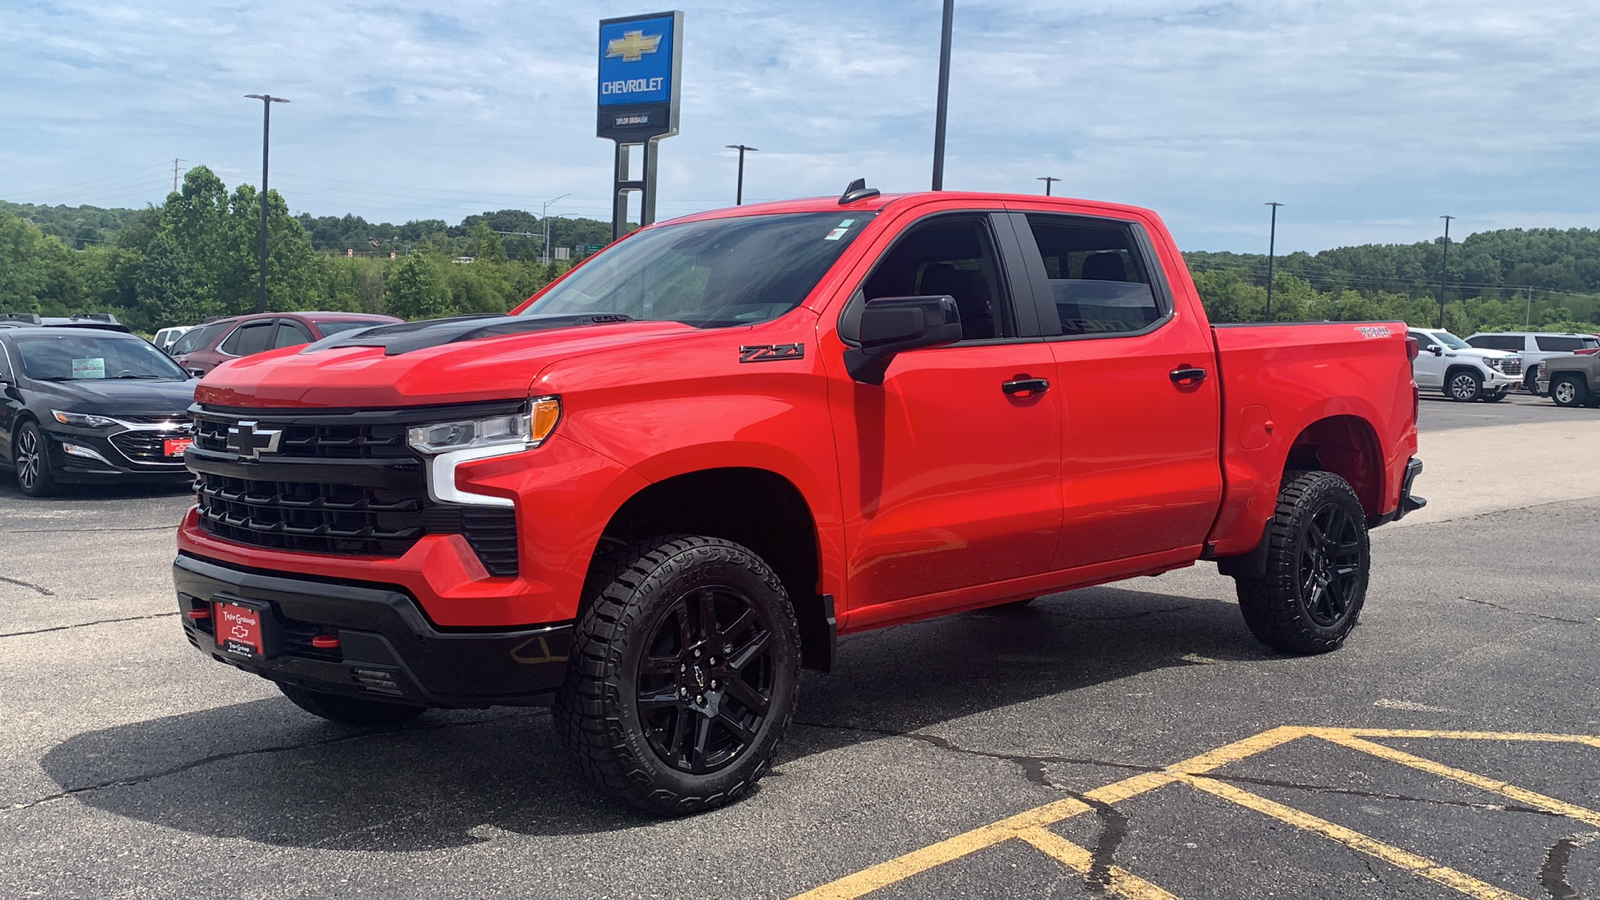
[1537,336,1585,352]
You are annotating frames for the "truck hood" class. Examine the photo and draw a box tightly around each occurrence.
[194,314,700,408]
[1446,347,1517,361]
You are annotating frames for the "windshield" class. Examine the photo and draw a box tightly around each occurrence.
[524,212,877,327]
[15,333,188,381]
[1433,332,1471,350]
[171,320,231,355]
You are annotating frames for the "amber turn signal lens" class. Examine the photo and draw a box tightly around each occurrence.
[530,397,562,445]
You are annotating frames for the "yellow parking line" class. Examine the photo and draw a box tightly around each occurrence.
[790,727,1310,900]
[1337,728,1599,743]
[1318,732,1600,827]
[1179,775,1529,900]
[1015,827,1183,900]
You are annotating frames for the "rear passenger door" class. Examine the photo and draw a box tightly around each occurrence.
[1006,208,1223,569]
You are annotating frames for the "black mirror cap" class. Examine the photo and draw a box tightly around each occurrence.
[845,295,961,384]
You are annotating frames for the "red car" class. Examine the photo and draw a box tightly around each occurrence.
[173,187,1422,814]
[170,312,400,376]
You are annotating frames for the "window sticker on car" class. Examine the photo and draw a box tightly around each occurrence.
[71,357,106,379]
[824,219,856,241]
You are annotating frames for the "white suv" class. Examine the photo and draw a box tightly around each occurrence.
[1465,331,1600,392]
[1408,328,1522,402]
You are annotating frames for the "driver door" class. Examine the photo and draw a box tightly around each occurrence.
[1410,331,1444,388]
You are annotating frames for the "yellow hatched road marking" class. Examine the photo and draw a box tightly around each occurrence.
[1317,731,1600,827]
[1015,827,1184,900]
[1179,775,1530,900]
[788,726,1599,900]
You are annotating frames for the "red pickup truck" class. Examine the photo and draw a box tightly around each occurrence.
[174,185,1424,814]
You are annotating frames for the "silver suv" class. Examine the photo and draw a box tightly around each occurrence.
[1465,332,1600,392]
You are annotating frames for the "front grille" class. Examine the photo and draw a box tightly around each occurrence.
[191,405,520,576]
[1501,359,1522,376]
[111,430,187,463]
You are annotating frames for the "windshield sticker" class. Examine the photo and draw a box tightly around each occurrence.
[72,357,106,379]
[823,218,856,241]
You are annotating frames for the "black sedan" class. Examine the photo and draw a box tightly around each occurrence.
[0,326,196,496]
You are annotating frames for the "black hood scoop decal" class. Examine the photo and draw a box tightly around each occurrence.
[302,314,634,356]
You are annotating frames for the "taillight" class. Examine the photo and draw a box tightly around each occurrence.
[1405,335,1419,361]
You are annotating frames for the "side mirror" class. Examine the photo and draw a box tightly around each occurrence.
[844,295,962,384]
[1431,346,1444,356]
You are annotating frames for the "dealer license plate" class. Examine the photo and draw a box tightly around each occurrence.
[164,437,193,457]
[213,600,266,658]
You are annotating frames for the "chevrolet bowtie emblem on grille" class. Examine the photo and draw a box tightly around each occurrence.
[606,30,661,62]
[227,421,282,460]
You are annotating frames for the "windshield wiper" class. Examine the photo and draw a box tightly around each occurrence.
[107,374,170,379]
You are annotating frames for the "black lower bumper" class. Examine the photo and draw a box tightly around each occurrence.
[173,554,573,708]
[1369,457,1426,528]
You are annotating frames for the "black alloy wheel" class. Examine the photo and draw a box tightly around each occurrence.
[13,421,55,497]
[1233,471,1370,654]
[556,535,800,816]
[636,585,779,774]
[1447,370,1482,401]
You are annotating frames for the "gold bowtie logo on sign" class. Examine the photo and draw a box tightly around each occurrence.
[606,30,662,62]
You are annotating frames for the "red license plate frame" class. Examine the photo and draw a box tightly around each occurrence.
[164,436,194,457]
[213,599,268,658]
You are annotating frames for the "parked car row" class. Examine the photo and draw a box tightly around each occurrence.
[3,311,401,495]
[1407,328,1600,406]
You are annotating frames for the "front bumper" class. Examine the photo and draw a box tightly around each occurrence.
[1482,370,1520,391]
[174,553,574,708]
[42,425,191,484]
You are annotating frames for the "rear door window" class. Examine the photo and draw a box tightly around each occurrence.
[1020,214,1164,337]
[171,321,229,356]
[273,320,315,349]
[222,321,276,357]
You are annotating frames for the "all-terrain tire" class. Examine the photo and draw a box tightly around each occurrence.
[1233,471,1370,654]
[277,682,428,726]
[1551,375,1588,408]
[554,535,801,816]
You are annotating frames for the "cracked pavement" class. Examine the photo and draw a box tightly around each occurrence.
[1,394,1597,899]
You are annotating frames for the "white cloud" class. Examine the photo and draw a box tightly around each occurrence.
[1,0,1596,251]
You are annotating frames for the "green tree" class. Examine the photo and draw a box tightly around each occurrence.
[385,254,451,320]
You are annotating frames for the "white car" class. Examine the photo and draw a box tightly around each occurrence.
[152,325,194,353]
[1408,328,1521,402]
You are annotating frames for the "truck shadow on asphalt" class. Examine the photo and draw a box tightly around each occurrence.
[37,584,1274,851]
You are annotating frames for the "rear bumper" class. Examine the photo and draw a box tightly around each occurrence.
[174,553,573,708]
[1369,457,1426,528]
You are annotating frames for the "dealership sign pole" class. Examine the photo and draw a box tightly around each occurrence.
[598,11,684,242]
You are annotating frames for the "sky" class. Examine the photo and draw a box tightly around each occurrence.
[2,0,1598,254]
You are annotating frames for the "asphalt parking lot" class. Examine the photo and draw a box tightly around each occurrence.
[2,390,1597,900]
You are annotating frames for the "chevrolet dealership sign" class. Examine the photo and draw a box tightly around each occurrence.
[597,11,682,140]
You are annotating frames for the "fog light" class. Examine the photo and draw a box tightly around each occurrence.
[61,442,114,465]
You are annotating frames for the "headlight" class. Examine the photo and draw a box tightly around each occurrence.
[52,410,117,428]
[406,398,561,454]
[1484,358,1503,371]
[408,398,561,508]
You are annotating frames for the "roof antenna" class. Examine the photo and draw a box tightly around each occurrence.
[839,178,880,205]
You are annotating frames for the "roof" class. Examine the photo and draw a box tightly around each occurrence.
[658,190,1160,227]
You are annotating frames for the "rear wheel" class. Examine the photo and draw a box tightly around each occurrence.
[1552,376,1588,408]
[277,683,427,726]
[555,535,801,816]
[1524,367,1540,393]
[1233,471,1370,654]
[13,421,55,497]
[1446,370,1482,402]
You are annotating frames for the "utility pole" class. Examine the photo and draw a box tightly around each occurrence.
[1436,215,1454,329]
[1264,202,1283,322]
[725,144,758,205]
[171,158,185,194]
[931,0,955,190]
[1525,285,1533,328]
[1037,176,1060,196]
[541,194,570,265]
[245,94,288,313]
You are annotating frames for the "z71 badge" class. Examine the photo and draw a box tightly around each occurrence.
[739,343,805,363]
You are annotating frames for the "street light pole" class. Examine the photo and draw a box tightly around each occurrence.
[1037,176,1060,196]
[245,94,288,313]
[725,144,758,205]
[1264,202,1283,322]
[541,193,571,265]
[1437,215,1455,329]
[931,0,955,190]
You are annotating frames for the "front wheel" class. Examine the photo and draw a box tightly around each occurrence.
[1446,370,1482,402]
[555,535,801,816]
[13,421,56,497]
[1551,376,1588,408]
[1233,471,1370,654]
[277,682,428,726]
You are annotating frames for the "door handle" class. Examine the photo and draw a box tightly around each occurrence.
[1002,377,1050,395]
[1169,367,1207,385]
